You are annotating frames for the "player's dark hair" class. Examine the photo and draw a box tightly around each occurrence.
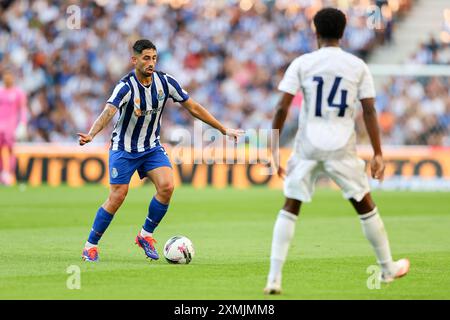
[313,7,346,40]
[132,39,157,54]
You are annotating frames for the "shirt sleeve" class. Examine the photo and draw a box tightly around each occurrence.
[278,57,302,95]
[358,62,376,99]
[166,74,189,103]
[107,82,131,108]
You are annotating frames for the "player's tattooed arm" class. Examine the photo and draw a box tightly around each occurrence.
[361,97,385,180]
[271,93,294,179]
[181,98,244,141]
[77,103,117,145]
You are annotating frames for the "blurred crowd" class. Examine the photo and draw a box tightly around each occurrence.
[3,0,444,148]
[357,32,450,147]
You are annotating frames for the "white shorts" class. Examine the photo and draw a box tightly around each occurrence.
[283,154,370,203]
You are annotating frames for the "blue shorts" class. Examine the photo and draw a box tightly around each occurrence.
[109,145,172,184]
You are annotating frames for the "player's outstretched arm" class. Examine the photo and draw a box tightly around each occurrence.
[180,98,244,142]
[78,103,117,146]
[361,97,385,180]
[271,93,294,179]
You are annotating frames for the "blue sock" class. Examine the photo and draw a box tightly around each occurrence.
[143,196,169,233]
[87,207,114,245]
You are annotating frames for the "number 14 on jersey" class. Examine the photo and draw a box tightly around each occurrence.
[313,76,348,117]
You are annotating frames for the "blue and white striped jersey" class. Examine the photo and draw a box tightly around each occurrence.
[107,70,189,153]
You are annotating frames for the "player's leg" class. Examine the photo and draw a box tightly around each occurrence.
[8,144,16,185]
[82,150,134,261]
[265,158,320,294]
[350,193,394,272]
[325,158,409,282]
[0,133,15,186]
[141,166,174,236]
[87,184,129,241]
[265,197,302,295]
[0,143,6,184]
[82,184,129,261]
[135,146,173,260]
[350,193,409,282]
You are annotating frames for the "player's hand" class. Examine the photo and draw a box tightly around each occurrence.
[225,128,245,143]
[370,154,385,181]
[277,166,286,180]
[77,133,93,146]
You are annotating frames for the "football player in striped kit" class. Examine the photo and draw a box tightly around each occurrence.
[78,39,243,262]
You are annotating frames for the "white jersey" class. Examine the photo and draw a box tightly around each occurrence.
[278,47,375,160]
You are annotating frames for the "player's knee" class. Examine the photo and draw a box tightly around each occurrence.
[110,188,128,206]
[351,193,375,214]
[283,198,302,216]
[157,182,174,199]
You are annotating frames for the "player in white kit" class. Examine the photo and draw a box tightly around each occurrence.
[264,8,409,294]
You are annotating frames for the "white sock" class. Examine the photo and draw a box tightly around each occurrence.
[85,241,97,248]
[267,209,298,284]
[359,207,395,273]
[140,228,153,238]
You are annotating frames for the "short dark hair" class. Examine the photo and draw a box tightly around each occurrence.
[132,39,157,54]
[313,8,347,40]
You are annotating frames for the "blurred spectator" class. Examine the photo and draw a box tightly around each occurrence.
[369,29,450,146]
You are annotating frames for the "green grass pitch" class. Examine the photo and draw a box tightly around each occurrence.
[0,185,449,299]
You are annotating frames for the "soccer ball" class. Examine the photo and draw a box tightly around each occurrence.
[163,236,195,264]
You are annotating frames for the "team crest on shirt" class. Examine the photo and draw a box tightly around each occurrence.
[111,168,118,178]
[157,89,165,101]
